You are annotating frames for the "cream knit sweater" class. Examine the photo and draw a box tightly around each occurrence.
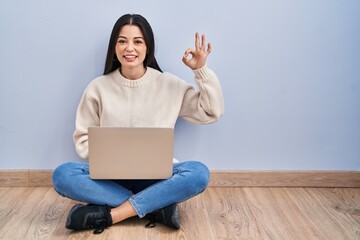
[73,65,224,159]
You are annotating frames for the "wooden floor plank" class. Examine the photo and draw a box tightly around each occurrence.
[270,188,320,239]
[327,188,360,224]
[304,188,360,239]
[240,188,295,240]
[202,188,247,239]
[243,188,321,240]
[0,187,10,198]
[178,194,215,240]
[0,187,50,239]
[0,187,359,239]
[285,188,360,240]
[232,188,264,239]
[50,200,74,240]
[29,189,71,239]
[0,187,36,232]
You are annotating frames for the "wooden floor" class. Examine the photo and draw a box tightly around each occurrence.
[0,187,359,240]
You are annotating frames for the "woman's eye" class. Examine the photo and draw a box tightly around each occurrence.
[118,39,127,44]
[134,40,143,45]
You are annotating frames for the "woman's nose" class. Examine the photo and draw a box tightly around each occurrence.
[126,42,135,51]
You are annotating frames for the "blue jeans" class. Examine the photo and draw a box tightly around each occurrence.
[52,161,209,218]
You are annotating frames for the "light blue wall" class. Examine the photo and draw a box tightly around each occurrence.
[1,0,359,170]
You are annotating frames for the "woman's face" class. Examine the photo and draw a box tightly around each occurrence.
[115,24,147,75]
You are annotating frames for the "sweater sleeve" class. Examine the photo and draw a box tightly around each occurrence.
[179,66,224,124]
[73,92,100,159]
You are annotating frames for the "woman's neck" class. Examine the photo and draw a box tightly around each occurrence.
[120,66,146,80]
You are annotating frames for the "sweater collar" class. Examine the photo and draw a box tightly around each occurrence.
[111,67,157,88]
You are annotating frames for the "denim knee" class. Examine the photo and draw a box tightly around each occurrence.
[52,163,67,194]
[193,161,210,191]
[181,161,210,193]
[52,162,83,195]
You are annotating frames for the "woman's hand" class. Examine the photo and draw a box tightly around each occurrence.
[182,32,212,70]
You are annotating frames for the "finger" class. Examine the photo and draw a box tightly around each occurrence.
[182,48,193,63]
[206,42,212,56]
[182,54,192,64]
[195,32,200,50]
[201,34,206,51]
[184,48,194,58]
[182,55,189,64]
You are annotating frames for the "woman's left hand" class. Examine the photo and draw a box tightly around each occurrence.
[182,32,212,70]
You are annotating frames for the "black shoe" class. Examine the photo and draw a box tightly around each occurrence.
[145,203,180,229]
[65,204,112,234]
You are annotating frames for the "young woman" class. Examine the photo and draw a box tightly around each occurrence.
[53,13,224,234]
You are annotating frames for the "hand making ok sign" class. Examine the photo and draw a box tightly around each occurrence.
[182,32,212,70]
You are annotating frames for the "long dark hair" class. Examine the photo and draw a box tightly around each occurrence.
[103,14,162,75]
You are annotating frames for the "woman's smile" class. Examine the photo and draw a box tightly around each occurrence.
[123,54,138,62]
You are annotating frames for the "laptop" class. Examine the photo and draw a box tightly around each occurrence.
[88,127,174,180]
